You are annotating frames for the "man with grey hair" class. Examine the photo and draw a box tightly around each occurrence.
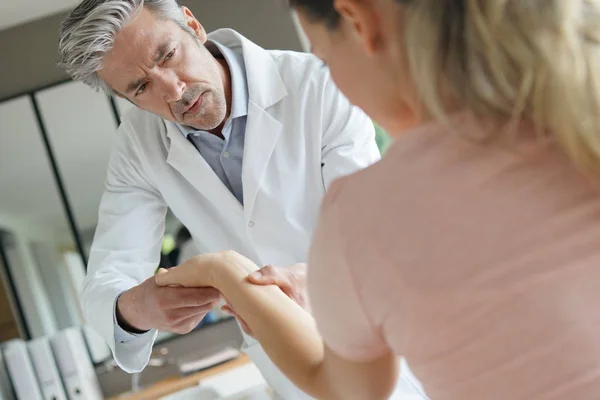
[58,0,384,398]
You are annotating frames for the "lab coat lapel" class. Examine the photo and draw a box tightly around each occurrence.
[165,122,243,216]
[225,29,287,220]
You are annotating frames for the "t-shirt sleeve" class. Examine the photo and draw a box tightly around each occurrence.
[307,181,390,362]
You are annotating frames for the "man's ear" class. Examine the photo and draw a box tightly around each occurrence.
[181,6,207,44]
[334,0,384,56]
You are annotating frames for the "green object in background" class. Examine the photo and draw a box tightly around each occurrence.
[162,235,176,254]
[155,235,176,275]
[374,123,392,154]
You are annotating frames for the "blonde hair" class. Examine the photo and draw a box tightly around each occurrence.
[403,1,600,173]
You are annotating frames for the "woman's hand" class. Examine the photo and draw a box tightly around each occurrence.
[155,250,260,290]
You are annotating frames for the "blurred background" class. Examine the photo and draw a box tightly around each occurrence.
[0,1,391,398]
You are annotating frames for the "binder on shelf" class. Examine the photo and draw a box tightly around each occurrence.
[50,328,103,400]
[28,337,68,400]
[3,339,43,400]
[0,349,16,400]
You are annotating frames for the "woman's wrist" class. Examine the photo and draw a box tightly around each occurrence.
[210,251,258,290]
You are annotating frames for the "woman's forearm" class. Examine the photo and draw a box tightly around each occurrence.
[156,252,394,400]
[156,252,334,397]
[217,265,331,398]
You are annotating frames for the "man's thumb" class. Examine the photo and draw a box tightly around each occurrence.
[155,268,179,287]
[247,269,276,285]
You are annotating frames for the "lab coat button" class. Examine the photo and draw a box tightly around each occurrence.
[248,221,255,228]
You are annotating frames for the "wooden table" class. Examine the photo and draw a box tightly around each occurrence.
[108,355,251,400]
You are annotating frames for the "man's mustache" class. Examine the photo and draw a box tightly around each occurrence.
[172,86,204,116]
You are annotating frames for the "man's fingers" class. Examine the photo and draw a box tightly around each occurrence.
[156,268,182,287]
[170,313,207,335]
[247,265,301,303]
[247,273,276,285]
[164,304,214,324]
[247,265,276,284]
[247,265,288,286]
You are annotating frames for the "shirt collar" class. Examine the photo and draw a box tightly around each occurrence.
[177,40,249,137]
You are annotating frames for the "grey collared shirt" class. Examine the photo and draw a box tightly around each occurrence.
[177,41,248,204]
[114,41,249,343]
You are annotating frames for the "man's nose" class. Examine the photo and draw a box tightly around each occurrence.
[158,73,185,103]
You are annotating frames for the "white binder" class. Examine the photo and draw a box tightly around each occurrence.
[3,339,43,400]
[0,350,16,400]
[28,338,68,400]
[50,328,103,400]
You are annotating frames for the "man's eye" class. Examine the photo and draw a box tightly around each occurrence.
[165,49,175,60]
[135,83,147,96]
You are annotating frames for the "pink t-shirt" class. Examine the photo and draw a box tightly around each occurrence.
[308,114,600,399]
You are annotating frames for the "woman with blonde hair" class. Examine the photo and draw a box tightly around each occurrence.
[157,1,600,398]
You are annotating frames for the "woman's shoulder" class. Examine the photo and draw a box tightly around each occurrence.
[321,113,560,239]
[322,117,460,213]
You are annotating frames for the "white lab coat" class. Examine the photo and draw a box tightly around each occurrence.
[83,29,380,399]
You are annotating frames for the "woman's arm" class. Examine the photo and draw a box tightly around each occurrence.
[155,251,398,400]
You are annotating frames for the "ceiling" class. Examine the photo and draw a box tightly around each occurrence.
[0,0,79,31]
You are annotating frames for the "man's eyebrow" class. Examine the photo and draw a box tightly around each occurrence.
[153,40,172,63]
[125,40,174,94]
[126,76,146,93]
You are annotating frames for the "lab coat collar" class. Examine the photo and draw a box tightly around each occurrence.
[165,29,285,219]
[207,29,288,110]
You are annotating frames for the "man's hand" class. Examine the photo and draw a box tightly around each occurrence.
[116,275,221,335]
[222,263,309,336]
